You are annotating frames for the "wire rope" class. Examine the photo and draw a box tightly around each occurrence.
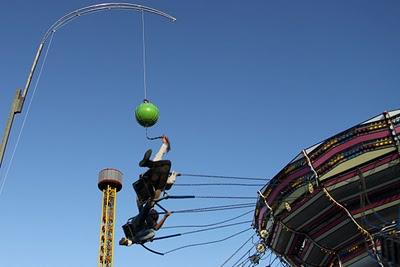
[152,221,252,243]
[220,233,256,267]
[141,10,147,100]
[269,254,279,266]
[145,127,163,140]
[232,245,254,267]
[268,250,273,266]
[163,227,252,254]
[158,203,255,214]
[178,220,252,236]
[181,173,267,181]
[163,210,254,229]
[194,196,257,200]
[0,32,55,198]
[174,183,264,187]
[161,206,255,214]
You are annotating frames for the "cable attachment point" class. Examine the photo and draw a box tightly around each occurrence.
[256,243,266,253]
[145,128,163,141]
[260,229,269,239]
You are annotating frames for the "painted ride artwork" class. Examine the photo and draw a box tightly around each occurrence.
[254,110,400,267]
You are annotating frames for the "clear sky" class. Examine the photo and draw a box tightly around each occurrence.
[0,1,399,267]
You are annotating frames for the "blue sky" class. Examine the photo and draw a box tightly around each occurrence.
[0,1,399,266]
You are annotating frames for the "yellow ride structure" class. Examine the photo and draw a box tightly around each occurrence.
[97,168,123,267]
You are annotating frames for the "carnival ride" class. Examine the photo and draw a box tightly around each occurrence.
[0,3,268,266]
[0,3,399,267]
[254,110,400,267]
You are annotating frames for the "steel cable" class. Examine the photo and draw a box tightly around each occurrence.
[220,233,256,266]
[0,32,55,197]
[163,210,254,229]
[163,227,252,254]
[180,173,267,181]
[158,203,255,214]
[174,183,264,187]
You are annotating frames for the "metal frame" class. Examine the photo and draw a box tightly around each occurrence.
[0,3,176,169]
[98,185,117,267]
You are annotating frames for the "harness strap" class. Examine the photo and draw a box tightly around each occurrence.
[141,244,164,255]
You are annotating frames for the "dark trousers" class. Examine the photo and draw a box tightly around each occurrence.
[143,160,171,191]
[122,201,153,240]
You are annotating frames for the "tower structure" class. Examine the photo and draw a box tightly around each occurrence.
[97,168,123,267]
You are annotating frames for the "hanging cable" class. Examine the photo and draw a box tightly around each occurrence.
[163,227,252,254]
[145,128,163,140]
[158,203,255,214]
[0,32,55,198]
[154,221,252,241]
[180,173,267,181]
[232,245,254,267]
[163,210,254,229]
[159,206,254,214]
[174,183,264,187]
[267,254,279,267]
[220,233,256,266]
[267,251,273,266]
[260,250,272,261]
[178,220,252,236]
[193,196,257,200]
[141,244,165,256]
[233,254,250,267]
[195,196,256,199]
[141,10,147,100]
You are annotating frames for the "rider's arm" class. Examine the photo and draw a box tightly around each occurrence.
[154,211,171,230]
[153,136,170,161]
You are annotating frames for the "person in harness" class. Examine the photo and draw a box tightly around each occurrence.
[134,135,179,204]
[120,136,178,246]
[119,201,172,246]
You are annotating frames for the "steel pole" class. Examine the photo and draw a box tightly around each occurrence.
[0,89,24,168]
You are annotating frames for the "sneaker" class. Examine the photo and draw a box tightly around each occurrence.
[139,149,152,167]
[119,237,129,246]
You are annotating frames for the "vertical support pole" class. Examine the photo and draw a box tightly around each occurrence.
[0,89,24,169]
[0,43,42,170]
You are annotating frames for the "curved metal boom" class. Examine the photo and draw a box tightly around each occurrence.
[26,3,176,98]
[42,3,176,44]
[0,3,175,169]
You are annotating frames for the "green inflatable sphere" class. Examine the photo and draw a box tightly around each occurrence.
[135,101,159,127]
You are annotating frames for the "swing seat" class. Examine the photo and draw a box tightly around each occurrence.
[122,220,155,245]
[132,229,155,244]
[133,178,155,204]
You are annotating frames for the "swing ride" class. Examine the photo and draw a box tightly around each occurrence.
[0,2,267,266]
[1,2,399,267]
[0,3,175,170]
[254,110,400,267]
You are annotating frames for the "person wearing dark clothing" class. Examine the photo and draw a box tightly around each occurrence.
[139,150,172,192]
[135,136,179,203]
[119,201,171,246]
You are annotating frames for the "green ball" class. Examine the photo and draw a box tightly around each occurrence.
[135,101,159,127]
